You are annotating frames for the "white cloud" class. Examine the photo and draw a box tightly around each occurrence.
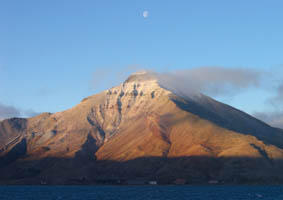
[157,66,262,97]
[0,103,21,120]
[268,83,283,107]
[0,102,40,120]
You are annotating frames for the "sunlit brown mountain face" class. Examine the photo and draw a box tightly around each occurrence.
[1,72,283,185]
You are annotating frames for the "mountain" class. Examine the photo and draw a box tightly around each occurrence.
[1,71,283,185]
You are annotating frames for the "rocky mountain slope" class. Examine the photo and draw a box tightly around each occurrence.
[1,72,283,184]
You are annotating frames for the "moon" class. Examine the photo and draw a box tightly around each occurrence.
[143,10,149,18]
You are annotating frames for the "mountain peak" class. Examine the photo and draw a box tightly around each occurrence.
[106,71,168,102]
[124,71,157,83]
[123,71,201,100]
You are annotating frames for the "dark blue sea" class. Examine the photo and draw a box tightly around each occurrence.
[0,186,283,200]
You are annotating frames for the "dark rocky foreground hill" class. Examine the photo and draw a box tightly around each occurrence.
[1,72,283,185]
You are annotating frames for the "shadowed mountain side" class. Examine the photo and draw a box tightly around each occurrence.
[74,134,99,162]
[0,156,283,185]
[0,138,27,168]
[170,95,283,148]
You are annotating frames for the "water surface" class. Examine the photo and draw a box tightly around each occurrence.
[0,185,283,200]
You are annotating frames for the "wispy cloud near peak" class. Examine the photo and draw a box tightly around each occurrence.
[0,103,21,120]
[0,102,39,120]
[157,66,262,97]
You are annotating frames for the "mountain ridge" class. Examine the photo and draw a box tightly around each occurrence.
[1,72,283,184]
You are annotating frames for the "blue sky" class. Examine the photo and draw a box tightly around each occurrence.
[0,1,283,126]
